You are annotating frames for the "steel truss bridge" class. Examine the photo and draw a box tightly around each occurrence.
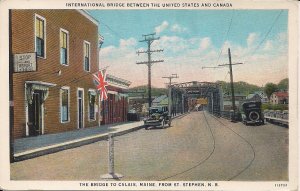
[170,81,223,116]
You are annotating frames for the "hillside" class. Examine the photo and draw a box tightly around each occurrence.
[128,85,168,97]
[217,81,262,95]
[129,80,282,97]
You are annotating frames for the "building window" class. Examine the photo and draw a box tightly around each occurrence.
[60,87,70,123]
[60,29,69,65]
[35,14,46,58]
[84,41,90,71]
[89,90,96,120]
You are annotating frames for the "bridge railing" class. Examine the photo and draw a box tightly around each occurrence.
[264,110,288,125]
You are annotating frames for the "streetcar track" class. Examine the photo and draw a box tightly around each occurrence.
[158,111,216,180]
[159,111,256,181]
[210,114,256,181]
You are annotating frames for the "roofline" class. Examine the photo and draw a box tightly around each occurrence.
[77,10,99,26]
[107,74,132,86]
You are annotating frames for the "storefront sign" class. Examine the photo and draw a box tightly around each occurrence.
[14,53,37,72]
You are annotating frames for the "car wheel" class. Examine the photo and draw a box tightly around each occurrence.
[145,126,149,130]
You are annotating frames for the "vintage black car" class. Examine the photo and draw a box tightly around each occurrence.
[143,106,171,129]
[241,101,264,125]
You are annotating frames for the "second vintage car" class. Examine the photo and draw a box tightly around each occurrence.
[143,106,171,129]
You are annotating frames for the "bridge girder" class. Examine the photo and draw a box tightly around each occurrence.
[172,81,220,98]
[170,81,223,115]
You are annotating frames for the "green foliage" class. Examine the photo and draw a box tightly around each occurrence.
[216,80,262,95]
[277,78,288,91]
[261,103,288,111]
[264,83,278,99]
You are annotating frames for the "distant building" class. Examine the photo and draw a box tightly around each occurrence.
[128,96,155,116]
[245,93,261,102]
[255,91,269,103]
[245,91,269,103]
[223,93,246,111]
[152,95,168,106]
[270,91,289,104]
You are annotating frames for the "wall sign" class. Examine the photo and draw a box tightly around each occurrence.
[14,52,37,72]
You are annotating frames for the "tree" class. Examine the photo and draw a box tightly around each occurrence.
[278,78,288,91]
[264,83,278,99]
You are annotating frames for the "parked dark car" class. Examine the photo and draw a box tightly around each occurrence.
[143,106,171,129]
[241,101,264,125]
[127,109,140,121]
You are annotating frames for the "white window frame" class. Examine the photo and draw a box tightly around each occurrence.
[60,86,70,123]
[83,40,91,72]
[60,28,69,66]
[34,13,46,59]
[88,89,97,121]
[77,88,85,129]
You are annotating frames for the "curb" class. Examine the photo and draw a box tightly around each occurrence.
[14,125,145,162]
[13,112,189,162]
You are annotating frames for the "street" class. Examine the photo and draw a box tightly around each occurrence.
[11,111,288,181]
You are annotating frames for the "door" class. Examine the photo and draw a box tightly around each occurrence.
[78,89,84,129]
[28,90,42,136]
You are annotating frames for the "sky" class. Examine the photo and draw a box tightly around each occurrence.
[88,9,288,88]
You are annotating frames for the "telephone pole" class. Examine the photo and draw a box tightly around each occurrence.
[136,33,164,108]
[163,74,179,119]
[218,48,243,121]
[162,74,179,87]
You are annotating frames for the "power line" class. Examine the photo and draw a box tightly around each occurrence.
[100,20,125,40]
[216,10,235,66]
[244,10,283,63]
[224,71,230,81]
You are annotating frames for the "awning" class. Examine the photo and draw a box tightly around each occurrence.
[25,81,57,87]
[119,93,128,97]
[88,90,97,96]
[107,90,118,95]
[25,81,56,104]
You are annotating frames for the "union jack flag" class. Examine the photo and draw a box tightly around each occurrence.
[93,70,108,101]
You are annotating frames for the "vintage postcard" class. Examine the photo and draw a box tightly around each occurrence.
[0,0,298,190]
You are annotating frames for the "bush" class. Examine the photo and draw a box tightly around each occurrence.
[261,103,288,111]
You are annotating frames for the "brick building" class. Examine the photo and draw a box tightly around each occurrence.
[11,10,101,139]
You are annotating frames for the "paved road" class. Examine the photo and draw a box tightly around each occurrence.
[11,111,288,181]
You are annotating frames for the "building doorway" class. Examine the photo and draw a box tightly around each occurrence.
[27,90,43,136]
[78,88,84,129]
[25,81,56,137]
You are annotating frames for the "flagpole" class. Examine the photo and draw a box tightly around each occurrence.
[98,90,101,128]
[94,66,109,128]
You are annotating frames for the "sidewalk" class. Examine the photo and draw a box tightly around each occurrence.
[14,121,144,162]
[13,113,188,162]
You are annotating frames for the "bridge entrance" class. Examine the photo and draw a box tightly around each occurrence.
[170,81,223,116]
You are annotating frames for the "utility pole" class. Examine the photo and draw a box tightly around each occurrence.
[136,33,164,108]
[218,48,243,121]
[162,74,178,119]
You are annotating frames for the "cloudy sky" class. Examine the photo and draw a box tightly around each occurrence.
[88,10,288,88]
